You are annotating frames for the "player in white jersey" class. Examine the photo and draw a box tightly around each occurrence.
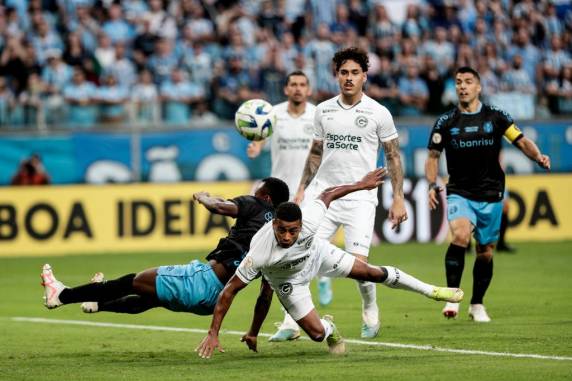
[196,168,463,358]
[247,71,315,201]
[294,47,407,339]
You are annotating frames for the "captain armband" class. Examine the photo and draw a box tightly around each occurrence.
[503,124,524,144]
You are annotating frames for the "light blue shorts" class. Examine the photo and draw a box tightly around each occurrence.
[447,194,503,245]
[156,260,224,315]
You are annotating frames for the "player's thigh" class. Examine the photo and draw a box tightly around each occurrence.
[447,194,476,242]
[474,200,503,245]
[339,200,376,257]
[315,208,341,241]
[316,242,356,279]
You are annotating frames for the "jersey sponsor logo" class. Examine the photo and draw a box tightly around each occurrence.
[464,126,479,133]
[432,132,442,144]
[279,254,310,270]
[325,133,362,151]
[278,282,293,296]
[355,109,373,115]
[450,138,495,149]
[322,108,338,114]
[450,127,461,136]
[483,121,493,134]
[355,115,369,128]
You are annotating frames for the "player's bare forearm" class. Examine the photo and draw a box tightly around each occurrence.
[319,167,386,207]
[193,192,238,217]
[298,140,323,191]
[425,149,441,183]
[208,276,247,336]
[247,279,273,337]
[514,137,550,169]
[382,138,405,200]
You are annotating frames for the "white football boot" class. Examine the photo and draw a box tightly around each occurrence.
[468,304,491,323]
[442,302,460,319]
[41,264,66,309]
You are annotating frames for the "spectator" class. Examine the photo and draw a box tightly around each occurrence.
[259,43,287,105]
[132,17,159,70]
[544,35,571,73]
[17,73,45,126]
[11,154,50,185]
[160,68,204,125]
[558,64,572,113]
[102,3,134,44]
[144,0,177,40]
[0,77,16,125]
[501,54,536,94]
[131,69,159,124]
[95,74,129,124]
[506,27,540,83]
[108,43,137,89]
[68,5,100,53]
[94,33,115,71]
[213,55,261,119]
[31,18,64,65]
[190,99,219,128]
[147,38,178,85]
[420,26,455,76]
[41,50,71,124]
[398,63,429,116]
[367,55,399,114]
[63,68,97,127]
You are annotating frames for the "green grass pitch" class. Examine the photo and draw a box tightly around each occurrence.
[1,242,571,380]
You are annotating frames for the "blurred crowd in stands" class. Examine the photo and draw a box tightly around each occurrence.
[0,0,571,128]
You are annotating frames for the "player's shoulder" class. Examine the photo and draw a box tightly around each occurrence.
[316,95,340,112]
[273,101,289,114]
[482,103,514,122]
[360,94,393,118]
[433,108,458,130]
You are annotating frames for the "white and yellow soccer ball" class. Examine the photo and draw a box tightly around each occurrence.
[234,99,275,141]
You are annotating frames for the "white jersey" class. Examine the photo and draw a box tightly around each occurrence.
[308,93,397,204]
[236,199,327,288]
[270,102,316,200]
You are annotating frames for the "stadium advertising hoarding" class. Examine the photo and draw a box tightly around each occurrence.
[0,175,569,256]
[0,122,571,185]
[0,182,252,256]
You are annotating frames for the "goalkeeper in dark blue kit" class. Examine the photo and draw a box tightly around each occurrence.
[425,67,550,322]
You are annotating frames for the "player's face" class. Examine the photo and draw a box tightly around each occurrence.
[273,219,302,248]
[284,75,311,104]
[336,60,367,97]
[455,73,481,105]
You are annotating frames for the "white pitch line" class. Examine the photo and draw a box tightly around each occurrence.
[11,317,572,362]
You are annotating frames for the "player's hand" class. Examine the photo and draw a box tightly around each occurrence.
[359,167,386,190]
[247,142,262,159]
[293,188,305,205]
[537,154,551,171]
[428,184,442,210]
[196,333,224,359]
[241,333,258,352]
[193,191,209,201]
[389,197,408,230]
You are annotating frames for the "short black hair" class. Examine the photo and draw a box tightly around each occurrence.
[332,47,369,73]
[286,70,309,86]
[455,66,481,82]
[275,202,302,222]
[261,177,290,208]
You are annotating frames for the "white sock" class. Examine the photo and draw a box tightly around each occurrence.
[382,266,433,297]
[357,280,379,326]
[320,318,333,340]
[280,308,299,330]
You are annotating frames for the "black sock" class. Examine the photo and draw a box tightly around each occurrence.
[99,295,158,314]
[498,212,509,246]
[471,257,493,304]
[445,243,466,287]
[59,274,136,304]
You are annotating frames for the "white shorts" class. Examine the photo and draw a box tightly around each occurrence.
[303,196,376,257]
[272,241,356,321]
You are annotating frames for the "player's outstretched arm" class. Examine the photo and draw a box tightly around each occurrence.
[196,275,248,359]
[247,140,265,159]
[318,167,386,208]
[294,139,324,204]
[193,191,239,217]
[514,137,551,170]
[425,149,443,210]
[241,278,274,353]
[382,138,408,229]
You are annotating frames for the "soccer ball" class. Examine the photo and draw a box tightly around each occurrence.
[234,99,275,141]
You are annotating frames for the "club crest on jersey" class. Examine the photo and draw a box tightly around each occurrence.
[278,282,293,296]
[432,132,442,144]
[355,115,368,128]
[483,122,493,134]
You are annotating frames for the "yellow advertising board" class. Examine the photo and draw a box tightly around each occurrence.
[0,182,254,256]
[505,174,572,241]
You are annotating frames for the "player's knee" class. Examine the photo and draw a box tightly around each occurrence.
[476,248,493,262]
[452,229,471,247]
